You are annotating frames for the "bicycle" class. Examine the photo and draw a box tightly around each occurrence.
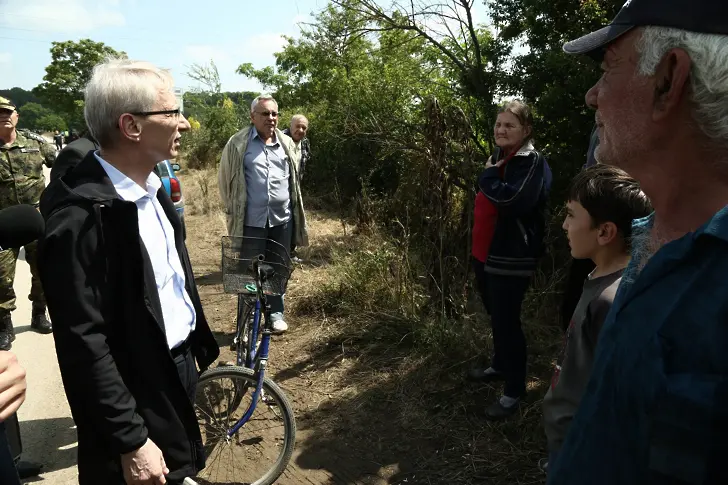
[193,236,296,485]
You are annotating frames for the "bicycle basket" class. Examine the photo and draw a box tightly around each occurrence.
[221,236,293,295]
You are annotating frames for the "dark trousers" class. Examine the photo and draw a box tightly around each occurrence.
[173,344,198,406]
[0,422,20,485]
[485,273,531,398]
[242,222,293,315]
[560,258,595,332]
[167,344,197,485]
[471,257,490,315]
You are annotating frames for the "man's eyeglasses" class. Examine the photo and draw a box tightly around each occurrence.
[129,109,181,117]
[255,110,279,118]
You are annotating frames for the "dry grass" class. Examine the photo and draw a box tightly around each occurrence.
[182,167,560,484]
[180,167,222,216]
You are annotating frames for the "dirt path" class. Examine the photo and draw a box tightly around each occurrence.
[187,197,552,485]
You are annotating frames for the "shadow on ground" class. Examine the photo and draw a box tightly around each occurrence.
[19,416,78,479]
[196,271,223,286]
[273,306,560,485]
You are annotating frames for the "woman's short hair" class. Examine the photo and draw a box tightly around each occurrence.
[498,100,534,140]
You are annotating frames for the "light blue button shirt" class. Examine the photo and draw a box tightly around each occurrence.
[243,127,291,228]
[95,153,196,349]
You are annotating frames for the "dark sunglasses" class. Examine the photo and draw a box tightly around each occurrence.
[129,109,181,117]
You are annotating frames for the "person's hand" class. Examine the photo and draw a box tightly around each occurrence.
[485,155,507,169]
[121,439,169,485]
[0,350,27,422]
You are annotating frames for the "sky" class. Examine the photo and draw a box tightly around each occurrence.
[0,0,489,95]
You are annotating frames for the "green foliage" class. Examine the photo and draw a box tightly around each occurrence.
[17,103,53,129]
[0,88,40,109]
[35,113,68,132]
[184,97,242,169]
[17,102,67,131]
[488,0,624,200]
[183,91,257,122]
[33,39,126,130]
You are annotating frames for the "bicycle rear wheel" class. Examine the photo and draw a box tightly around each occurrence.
[194,366,296,485]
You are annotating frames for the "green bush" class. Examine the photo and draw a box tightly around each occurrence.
[183,97,242,169]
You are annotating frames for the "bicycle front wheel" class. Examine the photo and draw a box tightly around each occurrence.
[194,366,296,485]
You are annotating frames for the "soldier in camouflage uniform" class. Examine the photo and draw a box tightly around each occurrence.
[0,97,54,350]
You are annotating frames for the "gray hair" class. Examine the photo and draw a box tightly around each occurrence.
[290,114,309,128]
[637,26,728,145]
[250,94,278,114]
[84,58,175,147]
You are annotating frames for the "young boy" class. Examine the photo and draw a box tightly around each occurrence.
[541,165,652,473]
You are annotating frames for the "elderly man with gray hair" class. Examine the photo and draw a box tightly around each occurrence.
[283,114,311,180]
[37,58,219,485]
[548,1,728,484]
[219,95,308,333]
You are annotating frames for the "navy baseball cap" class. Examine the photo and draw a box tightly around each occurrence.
[564,0,728,56]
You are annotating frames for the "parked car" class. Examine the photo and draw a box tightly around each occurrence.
[154,160,184,223]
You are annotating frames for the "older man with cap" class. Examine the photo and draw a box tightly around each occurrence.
[38,58,219,485]
[548,1,728,484]
[0,96,55,350]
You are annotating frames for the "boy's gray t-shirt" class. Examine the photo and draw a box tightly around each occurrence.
[543,268,624,451]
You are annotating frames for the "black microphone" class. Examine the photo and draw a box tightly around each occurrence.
[0,205,45,251]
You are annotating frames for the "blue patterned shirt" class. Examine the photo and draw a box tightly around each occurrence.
[549,207,728,485]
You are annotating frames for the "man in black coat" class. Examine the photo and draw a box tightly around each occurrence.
[37,58,219,485]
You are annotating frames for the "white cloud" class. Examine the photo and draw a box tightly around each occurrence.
[0,53,11,64]
[2,0,125,34]
[242,33,289,61]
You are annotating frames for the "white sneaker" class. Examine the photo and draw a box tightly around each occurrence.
[271,319,288,333]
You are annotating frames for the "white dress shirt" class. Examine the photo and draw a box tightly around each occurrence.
[96,153,196,349]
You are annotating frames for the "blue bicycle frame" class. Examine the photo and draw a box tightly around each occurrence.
[228,262,272,436]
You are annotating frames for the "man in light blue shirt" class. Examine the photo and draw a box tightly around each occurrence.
[219,95,308,333]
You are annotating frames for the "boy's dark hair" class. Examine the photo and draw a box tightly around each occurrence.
[568,165,652,246]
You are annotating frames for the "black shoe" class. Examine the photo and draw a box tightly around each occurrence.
[483,398,520,421]
[16,460,42,478]
[31,304,52,334]
[0,314,13,350]
[466,366,505,383]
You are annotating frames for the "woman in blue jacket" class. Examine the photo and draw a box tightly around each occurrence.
[468,100,552,419]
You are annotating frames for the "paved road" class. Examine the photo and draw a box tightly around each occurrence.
[12,166,79,483]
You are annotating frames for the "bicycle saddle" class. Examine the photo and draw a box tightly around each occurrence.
[259,263,276,280]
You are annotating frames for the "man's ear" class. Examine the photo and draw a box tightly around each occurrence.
[652,48,692,121]
[597,221,619,246]
[118,113,142,142]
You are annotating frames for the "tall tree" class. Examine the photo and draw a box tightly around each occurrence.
[329,0,501,149]
[0,88,40,109]
[487,0,623,197]
[34,39,126,129]
[17,102,54,129]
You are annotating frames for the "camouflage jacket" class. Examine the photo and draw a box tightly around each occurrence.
[0,130,55,209]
